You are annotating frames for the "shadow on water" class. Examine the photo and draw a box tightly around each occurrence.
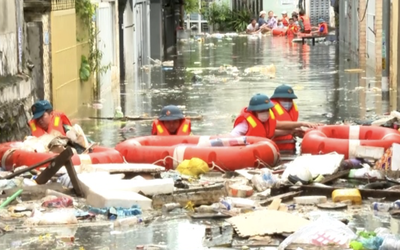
[76,35,383,148]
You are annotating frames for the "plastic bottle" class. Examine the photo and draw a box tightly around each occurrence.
[340,159,362,170]
[114,216,142,227]
[371,201,400,212]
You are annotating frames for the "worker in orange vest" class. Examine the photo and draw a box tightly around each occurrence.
[281,11,289,27]
[298,10,311,34]
[151,105,192,135]
[270,85,300,154]
[286,18,299,37]
[29,100,72,137]
[231,94,317,139]
[312,18,329,36]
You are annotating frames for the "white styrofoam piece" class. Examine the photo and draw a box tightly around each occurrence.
[76,163,165,174]
[392,143,400,171]
[282,154,344,179]
[294,196,327,205]
[235,170,254,180]
[86,189,152,209]
[78,172,174,197]
[354,146,385,160]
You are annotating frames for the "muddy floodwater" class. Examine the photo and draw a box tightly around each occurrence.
[0,34,394,249]
[76,35,387,148]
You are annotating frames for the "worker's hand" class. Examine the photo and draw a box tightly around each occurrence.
[301,122,320,128]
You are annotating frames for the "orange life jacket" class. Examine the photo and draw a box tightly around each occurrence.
[286,24,298,37]
[271,101,299,153]
[29,111,72,137]
[233,108,276,139]
[318,22,328,35]
[300,15,311,33]
[151,119,191,136]
[282,17,289,27]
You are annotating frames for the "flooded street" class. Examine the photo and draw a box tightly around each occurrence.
[77,35,388,148]
[2,35,396,250]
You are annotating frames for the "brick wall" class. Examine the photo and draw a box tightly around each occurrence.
[358,0,367,67]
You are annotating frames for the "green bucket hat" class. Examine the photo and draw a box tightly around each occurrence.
[247,94,275,112]
[158,105,184,121]
[270,84,298,99]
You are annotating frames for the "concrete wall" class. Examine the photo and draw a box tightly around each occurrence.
[0,1,18,76]
[0,77,34,142]
[50,9,80,116]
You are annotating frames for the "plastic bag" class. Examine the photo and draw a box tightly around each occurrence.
[24,209,78,226]
[380,235,400,250]
[176,158,209,177]
[278,215,357,250]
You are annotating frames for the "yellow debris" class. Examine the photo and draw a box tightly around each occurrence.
[176,157,210,178]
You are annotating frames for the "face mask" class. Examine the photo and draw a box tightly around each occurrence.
[257,111,270,122]
[281,101,293,111]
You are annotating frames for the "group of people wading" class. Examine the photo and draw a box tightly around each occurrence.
[246,10,328,38]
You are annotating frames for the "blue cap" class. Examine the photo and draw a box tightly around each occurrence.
[318,18,325,23]
[31,100,53,119]
[270,84,298,99]
[158,105,184,121]
[247,94,275,112]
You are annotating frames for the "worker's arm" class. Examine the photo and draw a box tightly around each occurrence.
[276,121,318,130]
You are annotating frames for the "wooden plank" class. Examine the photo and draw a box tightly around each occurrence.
[173,184,224,194]
[4,183,73,201]
[320,170,351,184]
[152,189,227,209]
[189,213,232,219]
[35,147,73,185]
[260,191,303,206]
[267,198,282,210]
[301,185,400,201]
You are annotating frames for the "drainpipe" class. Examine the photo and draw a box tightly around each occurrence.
[382,0,390,98]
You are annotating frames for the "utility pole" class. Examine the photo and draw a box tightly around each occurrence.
[382,0,390,99]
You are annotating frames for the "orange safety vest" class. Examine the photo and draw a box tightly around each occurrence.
[233,108,277,139]
[151,119,191,136]
[286,24,298,37]
[318,22,328,35]
[271,101,299,153]
[282,17,289,27]
[300,15,311,33]
[29,111,72,137]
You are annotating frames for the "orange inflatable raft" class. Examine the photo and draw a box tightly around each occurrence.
[0,142,124,171]
[272,28,286,36]
[301,125,400,159]
[115,136,280,171]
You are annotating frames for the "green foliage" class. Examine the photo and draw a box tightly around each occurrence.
[201,2,252,32]
[79,55,91,81]
[184,0,199,14]
[75,0,110,85]
[230,9,252,32]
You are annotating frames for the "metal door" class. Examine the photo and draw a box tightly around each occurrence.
[135,4,143,67]
[96,2,115,99]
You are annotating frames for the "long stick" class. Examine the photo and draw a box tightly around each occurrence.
[2,155,58,180]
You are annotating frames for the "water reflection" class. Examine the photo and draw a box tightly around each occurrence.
[77,36,384,148]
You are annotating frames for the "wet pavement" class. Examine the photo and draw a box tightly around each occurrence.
[1,34,396,249]
[76,34,389,148]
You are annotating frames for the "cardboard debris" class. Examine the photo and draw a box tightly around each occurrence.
[226,210,310,237]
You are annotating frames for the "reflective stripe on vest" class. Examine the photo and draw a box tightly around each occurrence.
[157,124,164,134]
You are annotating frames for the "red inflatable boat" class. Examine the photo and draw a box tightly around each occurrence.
[301,125,400,159]
[115,136,280,171]
[0,142,124,171]
[272,28,286,36]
